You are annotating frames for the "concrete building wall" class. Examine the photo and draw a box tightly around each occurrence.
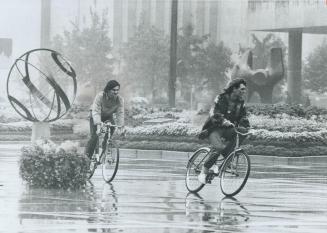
[247,0,327,31]
[2,0,326,75]
[247,0,327,103]
[219,0,249,50]
[2,0,326,63]
[47,0,253,52]
[48,0,252,52]
[246,0,327,58]
[0,0,41,100]
[0,0,41,62]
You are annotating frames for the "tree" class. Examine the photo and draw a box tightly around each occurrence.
[303,39,327,93]
[51,8,115,98]
[177,24,232,105]
[119,21,170,103]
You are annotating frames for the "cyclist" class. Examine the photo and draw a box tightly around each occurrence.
[198,78,250,184]
[85,80,124,159]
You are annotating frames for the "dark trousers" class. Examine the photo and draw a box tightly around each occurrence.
[85,116,115,159]
[204,127,246,169]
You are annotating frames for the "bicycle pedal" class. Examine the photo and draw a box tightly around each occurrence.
[206,174,214,184]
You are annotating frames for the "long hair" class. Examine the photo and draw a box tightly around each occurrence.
[103,80,120,93]
[223,78,246,94]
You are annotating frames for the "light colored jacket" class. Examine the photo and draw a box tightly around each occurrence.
[91,91,124,126]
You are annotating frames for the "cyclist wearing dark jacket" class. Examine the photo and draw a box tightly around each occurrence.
[198,78,250,184]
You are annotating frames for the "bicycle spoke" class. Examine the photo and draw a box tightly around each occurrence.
[220,152,250,196]
[102,146,119,183]
[185,148,209,193]
[87,155,97,179]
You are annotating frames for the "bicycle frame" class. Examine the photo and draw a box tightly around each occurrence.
[203,129,250,179]
[185,128,251,195]
[98,129,111,163]
[96,122,121,163]
[217,129,251,177]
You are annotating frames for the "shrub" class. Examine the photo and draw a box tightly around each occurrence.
[249,115,325,132]
[129,96,149,106]
[127,122,200,137]
[19,140,89,189]
[247,103,327,119]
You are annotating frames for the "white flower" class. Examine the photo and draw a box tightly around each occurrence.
[56,140,79,154]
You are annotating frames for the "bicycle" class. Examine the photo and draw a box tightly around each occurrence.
[88,121,123,183]
[185,128,251,197]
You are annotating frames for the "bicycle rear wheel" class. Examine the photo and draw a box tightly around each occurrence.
[87,154,97,179]
[101,144,119,183]
[220,151,250,197]
[185,147,210,193]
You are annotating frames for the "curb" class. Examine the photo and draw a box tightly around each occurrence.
[119,148,191,161]
[1,142,327,165]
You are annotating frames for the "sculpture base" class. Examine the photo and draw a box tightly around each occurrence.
[31,122,51,142]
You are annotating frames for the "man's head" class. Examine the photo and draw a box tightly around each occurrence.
[224,78,247,101]
[104,80,120,97]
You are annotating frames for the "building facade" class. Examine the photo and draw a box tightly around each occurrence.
[49,0,250,51]
[1,0,327,102]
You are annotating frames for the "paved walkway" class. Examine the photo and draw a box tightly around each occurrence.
[0,143,327,232]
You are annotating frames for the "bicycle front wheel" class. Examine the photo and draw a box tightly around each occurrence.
[220,151,250,197]
[101,144,119,183]
[87,154,97,179]
[185,147,210,193]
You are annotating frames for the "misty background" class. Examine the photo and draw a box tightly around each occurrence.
[1,0,327,110]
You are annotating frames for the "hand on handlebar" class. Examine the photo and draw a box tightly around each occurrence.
[117,126,126,137]
[96,122,104,135]
[236,126,249,133]
[222,120,234,128]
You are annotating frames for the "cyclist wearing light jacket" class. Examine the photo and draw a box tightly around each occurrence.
[198,78,250,184]
[85,80,124,159]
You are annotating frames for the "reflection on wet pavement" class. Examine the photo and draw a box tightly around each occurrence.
[0,146,327,233]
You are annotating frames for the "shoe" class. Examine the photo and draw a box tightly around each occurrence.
[85,153,92,160]
[198,171,207,184]
[211,165,219,174]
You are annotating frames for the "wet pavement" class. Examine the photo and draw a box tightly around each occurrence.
[0,143,327,233]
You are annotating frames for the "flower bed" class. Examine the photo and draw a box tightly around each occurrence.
[249,115,327,132]
[127,122,200,137]
[249,129,327,144]
[2,102,327,156]
[247,103,327,120]
[20,140,89,189]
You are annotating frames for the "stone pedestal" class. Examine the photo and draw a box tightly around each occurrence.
[31,122,51,142]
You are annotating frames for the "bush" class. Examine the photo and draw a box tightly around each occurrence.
[249,115,325,132]
[247,103,327,119]
[19,140,89,189]
[129,96,149,106]
[127,122,200,137]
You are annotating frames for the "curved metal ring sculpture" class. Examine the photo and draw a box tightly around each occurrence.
[6,48,77,122]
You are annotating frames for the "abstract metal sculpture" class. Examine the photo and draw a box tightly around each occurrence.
[231,48,284,103]
[6,48,77,122]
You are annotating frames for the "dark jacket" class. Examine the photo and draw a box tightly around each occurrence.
[199,93,250,139]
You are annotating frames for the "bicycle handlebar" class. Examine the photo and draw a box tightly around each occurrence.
[234,127,252,136]
[96,121,124,136]
[100,120,124,128]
